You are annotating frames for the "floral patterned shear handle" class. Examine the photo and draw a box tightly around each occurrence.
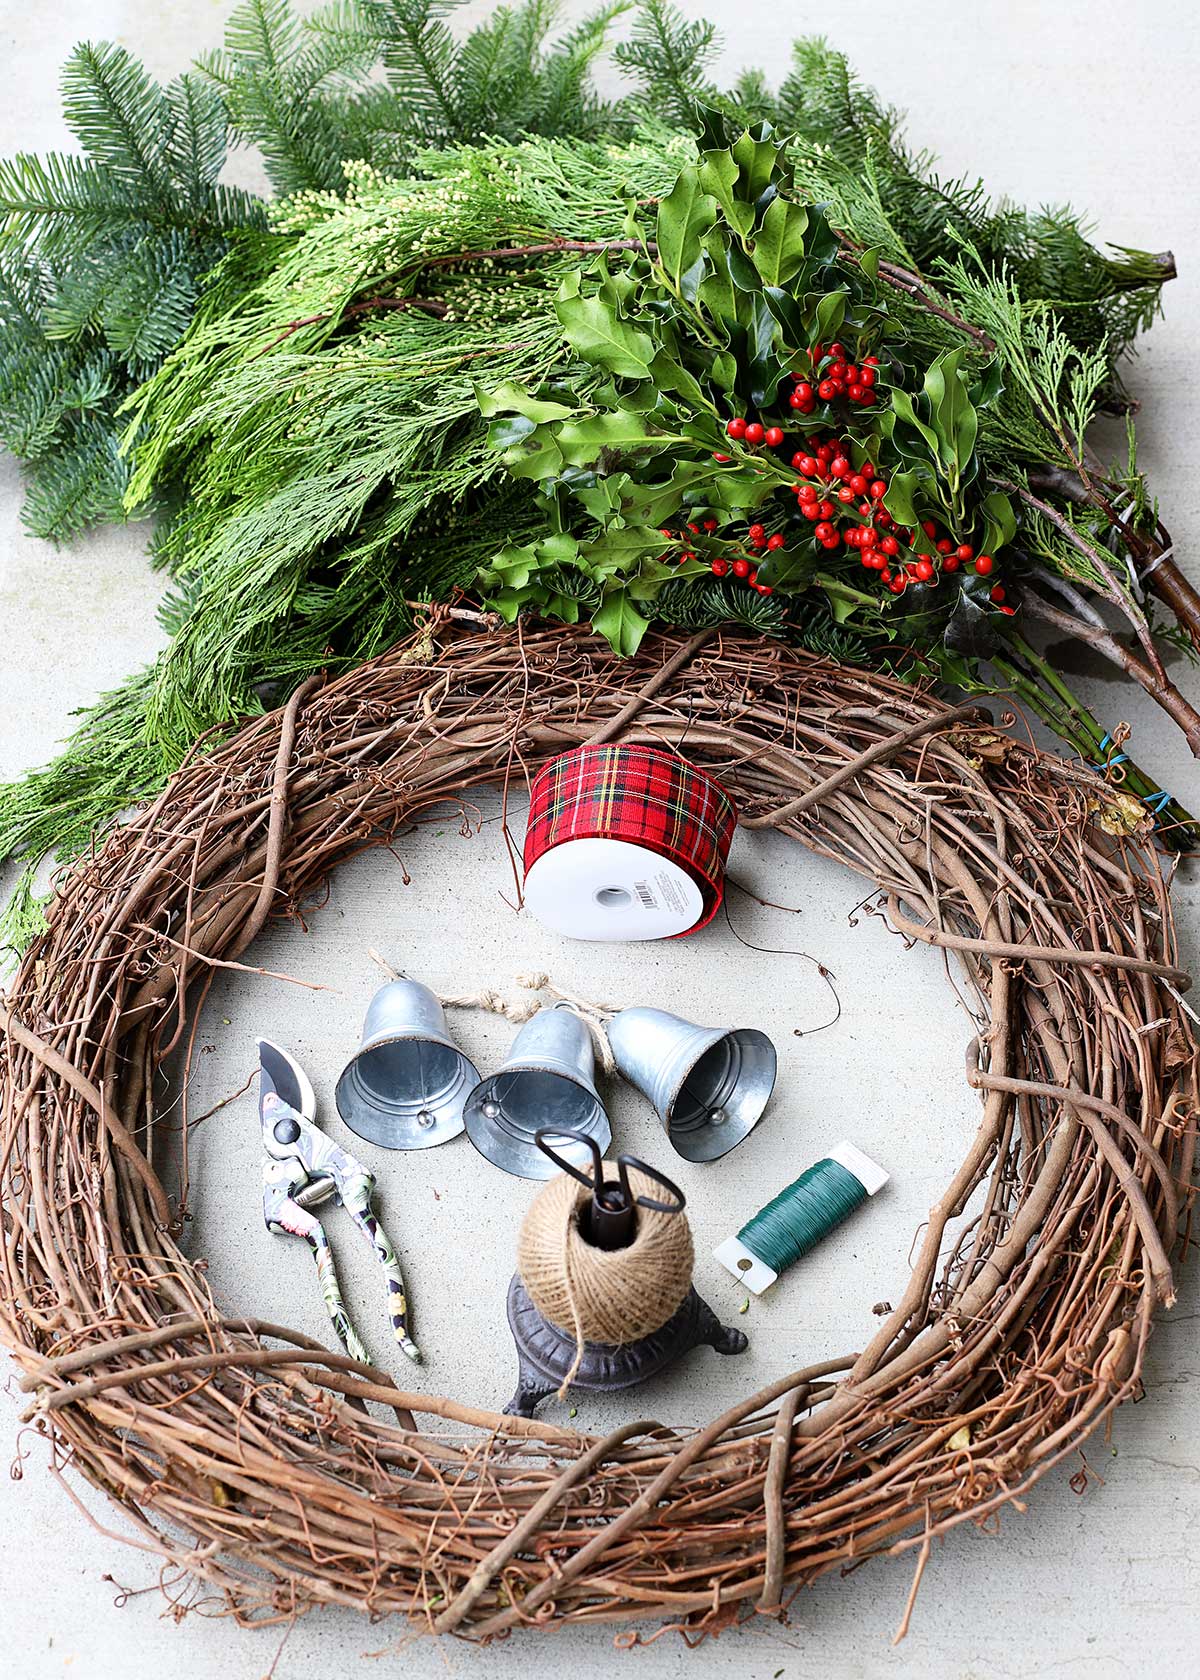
[257,1038,420,1366]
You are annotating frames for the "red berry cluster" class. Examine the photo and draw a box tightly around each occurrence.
[723,417,786,449]
[657,517,776,597]
[789,343,878,414]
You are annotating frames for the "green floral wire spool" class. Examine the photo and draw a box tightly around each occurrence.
[714,1142,890,1294]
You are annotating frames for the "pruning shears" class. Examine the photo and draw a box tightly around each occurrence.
[257,1038,420,1365]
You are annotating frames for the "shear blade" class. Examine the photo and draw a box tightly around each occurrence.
[257,1037,317,1122]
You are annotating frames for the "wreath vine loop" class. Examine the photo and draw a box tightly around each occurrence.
[0,621,1194,1641]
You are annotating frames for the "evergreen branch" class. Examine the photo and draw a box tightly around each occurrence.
[61,42,173,204]
[614,0,718,123]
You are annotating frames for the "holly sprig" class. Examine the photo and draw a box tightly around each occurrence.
[476,110,1018,657]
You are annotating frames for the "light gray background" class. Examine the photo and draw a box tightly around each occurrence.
[2,3,1198,1676]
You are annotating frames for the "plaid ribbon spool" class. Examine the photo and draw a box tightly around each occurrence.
[523,745,738,936]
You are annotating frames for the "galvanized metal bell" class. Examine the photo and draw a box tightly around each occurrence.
[335,979,480,1150]
[464,1005,611,1179]
[608,1007,777,1163]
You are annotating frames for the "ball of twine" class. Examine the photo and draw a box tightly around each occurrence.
[517,1166,695,1352]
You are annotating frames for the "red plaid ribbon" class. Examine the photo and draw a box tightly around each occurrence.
[524,745,738,935]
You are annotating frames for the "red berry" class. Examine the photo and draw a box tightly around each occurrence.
[814,522,835,541]
[830,455,850,477]
[848,474,868,495]
[798,454,818,475]
[744,422,765,445]
[830,342,845,359]
[713,453,731,462]
[764,426,785,448]
[869,481,887,501]
[794,383,813,403]
[710,558,729,577]
[732,558,751,579]
[837,485,856,503]
[942,553,960,573]
[860,367,876,386]
[801,503,820,520]
[817,380,837,400]
[889,575,907,594]
[821,535,840,550]
[726,418,746,440]
[936,539,954,555]
[999,603,1016,615]
[915,557,934,582]
[921,519,938,539]
[746,567,758,586]
[756,583,774,595]
[748,524,765,542]
[847,384,865,402]
[767,532,786,550]
[880,535,899,556]
[990,583,1006,603]
[845,527,862,547]
[703,518,718,531]
[956,544,974,562]
[798,484,817,503]
[819,501,835,519]
[975,554,994,575]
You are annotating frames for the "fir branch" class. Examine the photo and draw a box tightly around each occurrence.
[613,0,718,124]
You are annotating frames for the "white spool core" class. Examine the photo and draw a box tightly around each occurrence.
[523,837,704,941]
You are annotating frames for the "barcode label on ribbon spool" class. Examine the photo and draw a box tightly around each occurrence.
[522,746,737,943]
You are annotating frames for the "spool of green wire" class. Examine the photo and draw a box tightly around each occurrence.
[713,1140,889,1294]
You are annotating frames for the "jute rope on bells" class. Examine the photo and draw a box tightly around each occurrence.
[368,950,618,1072]
[0,617,1194,1644]
[517,1164,696,1392]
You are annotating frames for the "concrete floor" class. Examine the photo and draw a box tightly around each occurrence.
[2,2,1199,1676]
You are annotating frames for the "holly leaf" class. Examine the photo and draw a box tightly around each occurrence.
[881,469,929,529]
[943,585,999,657]
[593,587,650,655]
[578,525,664,575]
[555,271,655,380]
[756,543,817,591]
[889,387,941,459]
[488,416,564,480]
[474,379,575,422]
[730,125,780,208]
[698,146,754,239]
[978,488,1018,555]
[923,349,977,471]
[751,196,809,287]
[813,289,848,346]
[554,410,679,467]
[656,170,718,289]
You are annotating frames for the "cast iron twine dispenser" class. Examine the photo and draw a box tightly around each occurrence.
[336,978,479,1150]
[257,1038,420,1364]
[504,1129,748,1417]
[608,1006,777,1162]
[464,1004,611,1178]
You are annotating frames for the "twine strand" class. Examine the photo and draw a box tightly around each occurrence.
[367,951,618,1073]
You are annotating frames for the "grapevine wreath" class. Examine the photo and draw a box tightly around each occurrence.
[0,617,1194,1642]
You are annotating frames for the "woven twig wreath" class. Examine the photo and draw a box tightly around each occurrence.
[1,618,1195,1642]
